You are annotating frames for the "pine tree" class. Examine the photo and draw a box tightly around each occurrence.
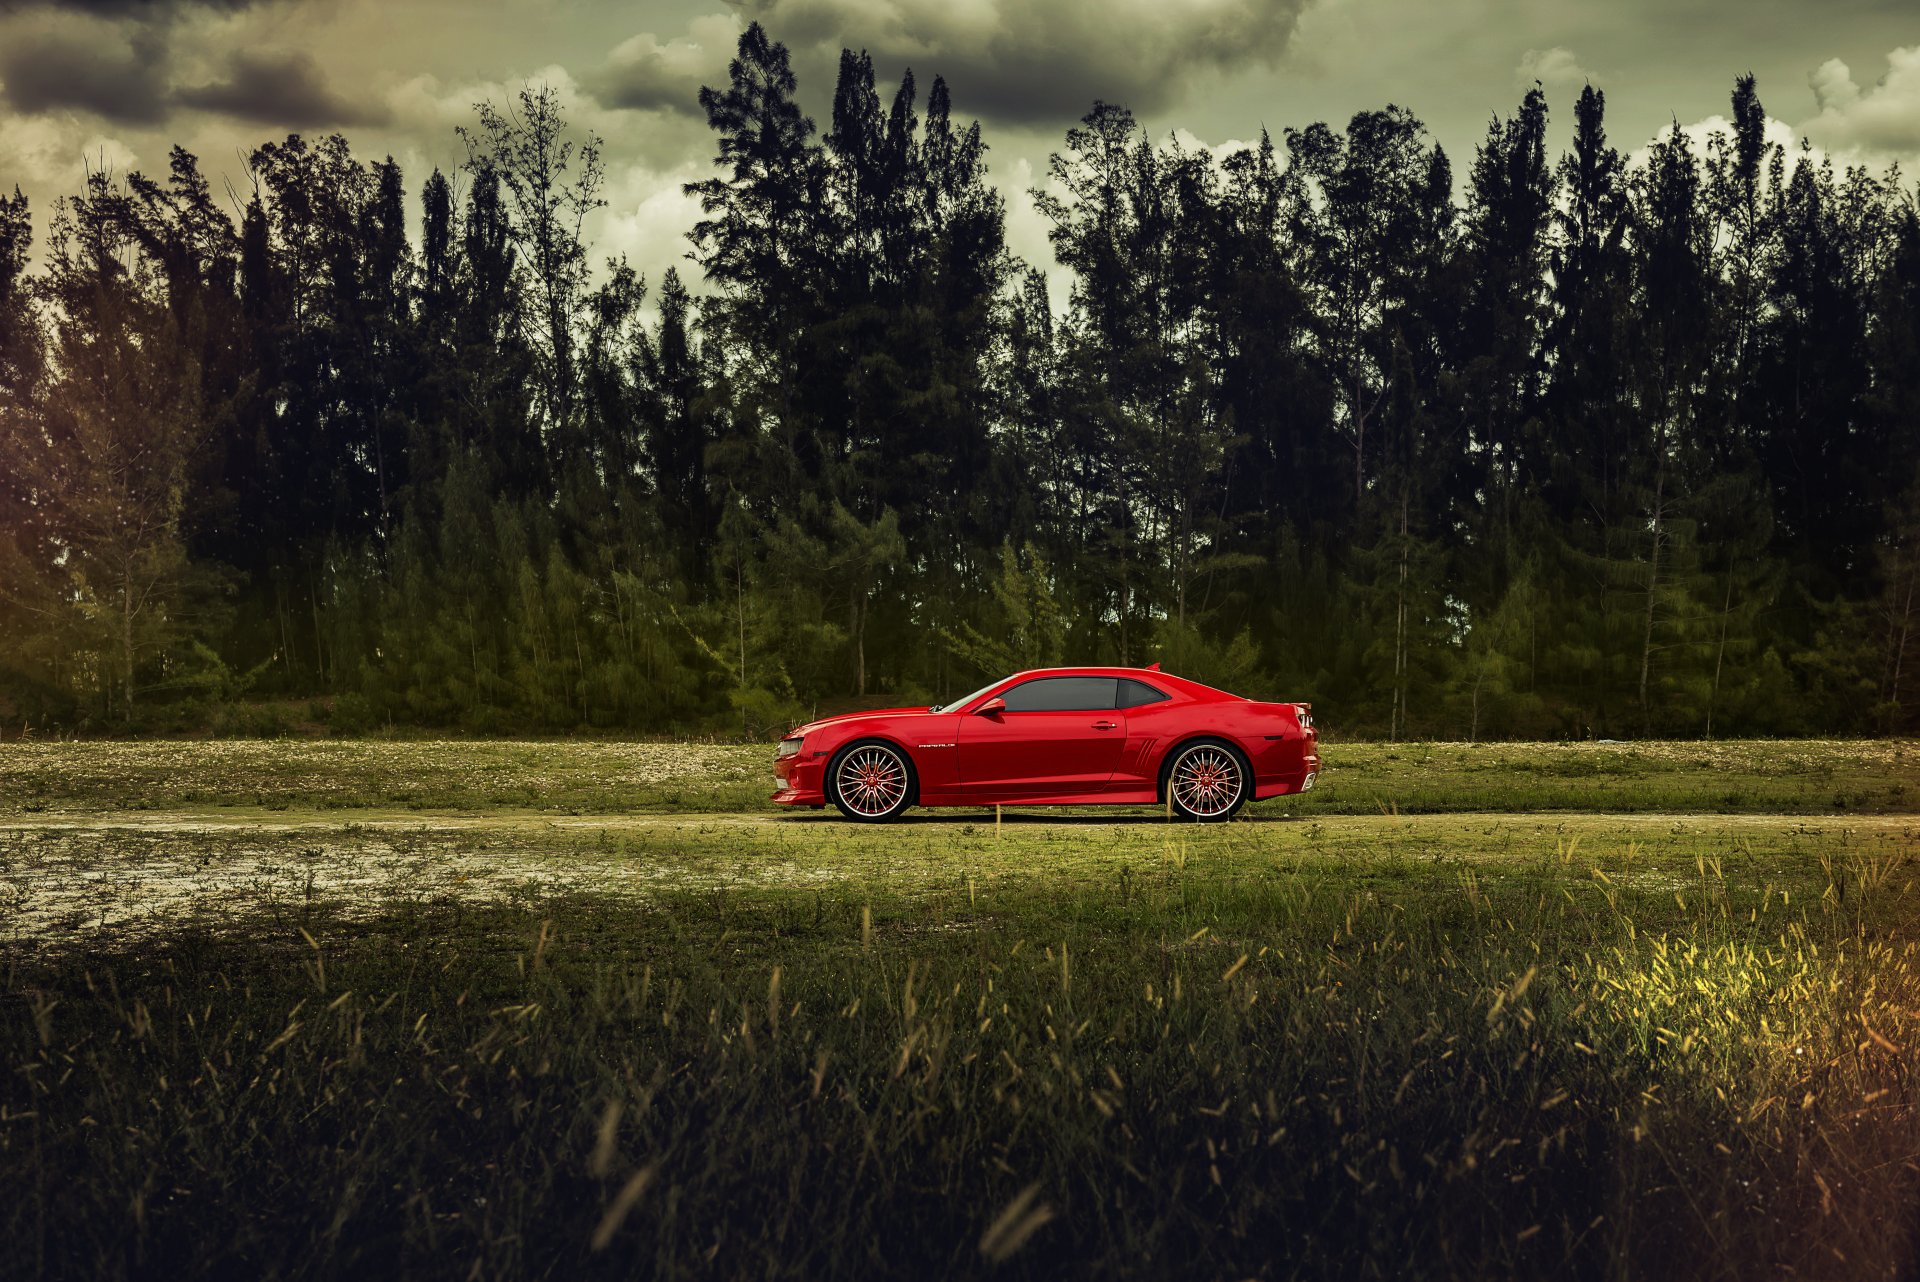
[1285,106,1438,512]
[0,186,42,532]
[1459,87,1554,582]
[1625,124,1714,734]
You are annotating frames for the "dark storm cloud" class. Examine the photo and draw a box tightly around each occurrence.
[178,49,387,126]
[0,22,171,123]
[0,0,261,16]
[740,0,1312,124]
[0,10,380,130]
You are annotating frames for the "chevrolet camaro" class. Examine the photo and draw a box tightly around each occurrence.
[771,665,1320,822]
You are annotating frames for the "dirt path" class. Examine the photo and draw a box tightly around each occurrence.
[5,807,1913,832]
[2,809,1913,949]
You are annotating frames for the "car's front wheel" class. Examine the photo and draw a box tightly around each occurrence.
[1165,739,1249,822]
[827,740,915,822]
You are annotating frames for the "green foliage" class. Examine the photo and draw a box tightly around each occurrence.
[328,692,380,735]
[0,54,1913,738]
[1150,617,1262,694]
[1446,561,1548,740]
[944,542,1068,679]
[728,681,808,740]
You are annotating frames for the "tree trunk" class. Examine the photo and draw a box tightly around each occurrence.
[1392,490,1409,741]
[277,578,295,684]
[374,420,390,542]
[1176,499,1189,632]
[468,601,482,709]
[1637,461,1666,736]
[1706,559,1735,739]
[854,592,867,698]
[121,559,135,723]
[309,580,327,690]
[1118,469,1132,666]
[1351,366,1367,508]
[576,632,588,725]
[1890,558,1915,724]
[736,557,748,739]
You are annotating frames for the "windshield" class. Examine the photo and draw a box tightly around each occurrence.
[930,676,1006,714]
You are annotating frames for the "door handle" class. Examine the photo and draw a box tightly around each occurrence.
[1092,720,1117,730]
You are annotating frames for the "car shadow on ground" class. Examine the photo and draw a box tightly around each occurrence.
[771,809,1306,826]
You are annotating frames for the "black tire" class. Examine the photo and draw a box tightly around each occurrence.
[1161,738,1251,822]
[826,739,916,823]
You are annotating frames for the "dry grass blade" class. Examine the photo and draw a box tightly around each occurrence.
[590,1162,659,1251]
[588,1100,622,1178]
[979,1181,1055,1264]
[5,738,1918,1279]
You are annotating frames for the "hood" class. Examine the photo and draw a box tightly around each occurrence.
[786,707,935,738]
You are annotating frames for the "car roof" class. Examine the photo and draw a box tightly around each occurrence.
[994,667,1237,700]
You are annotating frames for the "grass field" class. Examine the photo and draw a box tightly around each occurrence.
[1,737,1912,816]
[2,740,1917,1279]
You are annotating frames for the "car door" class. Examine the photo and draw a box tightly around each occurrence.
[956,676,1126,798]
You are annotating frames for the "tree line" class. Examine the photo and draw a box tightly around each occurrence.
[1,24,1916,738]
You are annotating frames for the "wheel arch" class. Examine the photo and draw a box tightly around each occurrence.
[1154,732,1255,803]
[827,733,922,806]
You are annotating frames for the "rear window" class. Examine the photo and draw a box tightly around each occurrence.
[1118,679,1170,708]
[1000,677,1118,712]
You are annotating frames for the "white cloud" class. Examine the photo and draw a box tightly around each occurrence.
[1170,126,1259,165]
[596,161,708,295]
[1800,46,1920,162]
[1626,112,1813,173]
[386,63,607,138]
[1516,46,1591,91]
[1000,154,1059,300]
[0,114,140,195]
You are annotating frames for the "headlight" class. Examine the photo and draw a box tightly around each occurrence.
[777,736,803,758]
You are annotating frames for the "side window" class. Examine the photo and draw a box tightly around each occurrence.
[1000,677,1118,712]
[1118,679,1170,708]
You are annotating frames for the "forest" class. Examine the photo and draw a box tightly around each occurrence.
[0,22,1915,739]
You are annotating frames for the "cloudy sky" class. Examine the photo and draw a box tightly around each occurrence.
[2,0,1917,286]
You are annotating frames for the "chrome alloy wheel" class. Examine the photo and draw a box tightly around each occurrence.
[1169,743,1244,820]
[833,744,910,819]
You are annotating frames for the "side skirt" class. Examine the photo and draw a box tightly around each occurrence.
[917,789,1161,808]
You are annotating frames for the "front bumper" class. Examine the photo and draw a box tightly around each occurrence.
[771,749,828,806]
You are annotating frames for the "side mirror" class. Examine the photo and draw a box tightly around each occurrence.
[977,696,1007,716]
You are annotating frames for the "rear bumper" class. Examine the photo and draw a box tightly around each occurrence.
[1253,750,1320,801]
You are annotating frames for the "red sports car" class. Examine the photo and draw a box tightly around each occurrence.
[771,665,1319,822]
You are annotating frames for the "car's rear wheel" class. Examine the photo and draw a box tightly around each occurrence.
[1165,739,1249,822]
[827,740,915,822]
